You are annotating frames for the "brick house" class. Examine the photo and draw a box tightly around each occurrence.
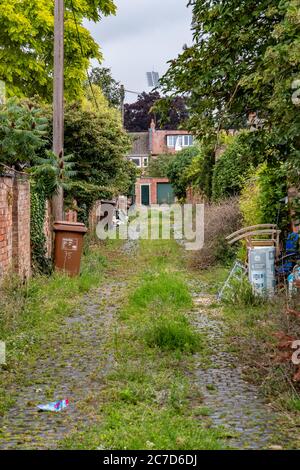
[128,120,193,205]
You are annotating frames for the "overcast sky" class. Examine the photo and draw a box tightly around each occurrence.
[85,0,193,102]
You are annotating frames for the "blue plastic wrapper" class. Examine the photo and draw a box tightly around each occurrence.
[37,399,69,412]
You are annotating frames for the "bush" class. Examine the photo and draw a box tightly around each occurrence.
[191,198,242,269]
[167,147,200,201]
[184,142,215,200]
[212,131,268,201]
[0,98,48,169]
[240,163,289,230]
[240,170,263,227]
[147,154,175,178]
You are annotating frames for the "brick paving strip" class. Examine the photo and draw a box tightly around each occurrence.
[0,277,128,450]
[191,293,291,450]
[0,238,296,450]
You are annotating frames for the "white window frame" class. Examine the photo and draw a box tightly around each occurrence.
[129,157,142,167]
[167,135,193,148]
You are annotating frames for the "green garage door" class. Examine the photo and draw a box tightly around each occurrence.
[141,185,150,206]
[157,183,175,204]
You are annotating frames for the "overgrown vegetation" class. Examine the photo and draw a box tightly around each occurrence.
[167,147,200,201]
[0,98,47,170]
[0,0,116,100]
[0,243,109,417]
[156,0,300,222]
[190,198,242,269]
[60,239,227,450]
[195,265,300,434]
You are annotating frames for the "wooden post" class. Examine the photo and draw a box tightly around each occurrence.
[52,0,64,221]
[120,85,125,128]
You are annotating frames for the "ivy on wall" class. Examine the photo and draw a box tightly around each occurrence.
[30,185,52,274]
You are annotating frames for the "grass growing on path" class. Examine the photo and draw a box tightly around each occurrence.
[194,264,300,444]
[0,244,110,417]
[61,239,226,450]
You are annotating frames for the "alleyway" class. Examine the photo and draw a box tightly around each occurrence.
[0,239,297,450]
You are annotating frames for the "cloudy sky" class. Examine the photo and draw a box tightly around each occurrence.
[85,0,193,102]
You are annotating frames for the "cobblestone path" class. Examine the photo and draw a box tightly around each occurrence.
[192,294,290,450]
[0,280,126,450]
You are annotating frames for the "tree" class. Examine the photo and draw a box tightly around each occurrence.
[167,147,200,201]
[90,67,123,108]
[159,1,287,136]
[62,93,132,215]
[158,0,300,211]
[0,98,48,170]
[124,91,188,132]
[146,154,176,178]
[0,0,116,100]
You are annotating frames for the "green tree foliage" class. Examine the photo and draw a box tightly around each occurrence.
[159,0,286,135]
[146,154,176,178]
[212,130,288,201]
[167,147,199,201]
[64,102,130,189]
[90,67,123,108]
[240,163,289,229]
[212,133,258,201]
[0,0,116,100]
[183,141,215,199]
[62,94,132,215]
[258,163,289,227]
[0,98,48,170]
[158,0,300,208]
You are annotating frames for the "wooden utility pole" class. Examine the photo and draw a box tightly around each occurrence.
[120,85,125,128]
[52,0,65,221]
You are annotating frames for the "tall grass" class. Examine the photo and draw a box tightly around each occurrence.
[0,248,107,361]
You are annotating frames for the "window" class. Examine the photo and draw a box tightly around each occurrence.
[167,135,176,148]
[130,157,141,167]
[143,157,148,167]
[183,135,193,147]
[167,134,193,149]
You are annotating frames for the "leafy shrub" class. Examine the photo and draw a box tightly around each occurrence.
[147,153,175,178]
[240,163,289,230]
[211,131,270,201]
[240,170,263,227]
[0,98,48,169]
[258,162,289,229]
[167,147,200,201]
[183,142,215,199]
[212,133,254,200]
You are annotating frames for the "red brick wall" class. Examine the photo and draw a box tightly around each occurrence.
[0,177,13,278]
[151,129,191,156]
[0,176,31,281]
[135,177,170,205]
[12,178,31,279]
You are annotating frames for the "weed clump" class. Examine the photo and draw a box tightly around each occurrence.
[143,314,201,353]
[222,276,266,307]
[130,273,192,311]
